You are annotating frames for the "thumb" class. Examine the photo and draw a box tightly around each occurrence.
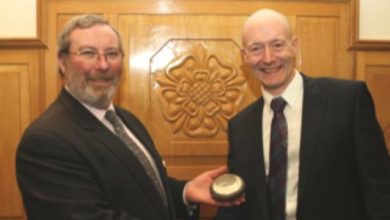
[207,166,228,179]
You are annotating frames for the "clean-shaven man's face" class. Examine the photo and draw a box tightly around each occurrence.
[242,11,298,95]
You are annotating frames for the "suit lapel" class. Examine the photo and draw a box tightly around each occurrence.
[114,108,172,216]
[298,77,327,207]
[58,89,170,219]
[93,125,169,218]
[94,113,168,218]
[246,98,270,220]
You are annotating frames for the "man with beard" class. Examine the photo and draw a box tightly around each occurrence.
[16,14,244,220]
[214,8,390,220]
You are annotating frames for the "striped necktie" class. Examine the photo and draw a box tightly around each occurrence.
[105,110,168,207]
[268,97,288,220]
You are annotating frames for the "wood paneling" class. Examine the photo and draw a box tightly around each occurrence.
[117,15,253,160]
[0,50,43,220]
[0,64,29,219]
[295,12,353,78]
[297,16,339,76]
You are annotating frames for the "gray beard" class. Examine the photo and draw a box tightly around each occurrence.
[66,80,118,109]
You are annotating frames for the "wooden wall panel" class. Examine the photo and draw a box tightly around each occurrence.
[296,14,353,78]
[116,15,255,168]
[0,64,30,220]
[297,16,339,76]
[0,50,43,220]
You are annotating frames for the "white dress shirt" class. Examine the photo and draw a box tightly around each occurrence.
[261,71,303,220]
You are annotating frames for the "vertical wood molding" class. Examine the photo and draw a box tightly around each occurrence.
[0,49,43,220]
[0,65,30,219]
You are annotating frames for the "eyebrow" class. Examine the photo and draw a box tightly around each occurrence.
[76,46,120,51]
[248,38,286,45]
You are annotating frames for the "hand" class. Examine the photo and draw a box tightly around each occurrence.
[184,166,245,207]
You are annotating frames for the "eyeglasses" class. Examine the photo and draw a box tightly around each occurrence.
[67,49,123,63]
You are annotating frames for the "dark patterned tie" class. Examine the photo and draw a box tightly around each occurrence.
[105,110,168,207]
[268,97,288,220]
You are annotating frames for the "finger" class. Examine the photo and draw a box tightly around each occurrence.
[215,200,241,207]
[213,194,246,207]
[232,197,245,206]
[208,166,228,178]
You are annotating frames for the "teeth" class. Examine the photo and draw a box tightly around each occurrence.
[262,67,280,73]
[90,78,111,81]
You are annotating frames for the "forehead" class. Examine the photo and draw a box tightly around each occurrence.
[69,24,119,49]
[243,16,290,46]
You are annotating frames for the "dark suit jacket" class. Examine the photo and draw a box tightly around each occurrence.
[215,75,390,220]
[16,89,196,220]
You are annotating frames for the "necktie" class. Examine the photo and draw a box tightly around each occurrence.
[105,110,168,207]
[268,97,288,220]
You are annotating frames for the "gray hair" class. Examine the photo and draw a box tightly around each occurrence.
[57,14,124,57]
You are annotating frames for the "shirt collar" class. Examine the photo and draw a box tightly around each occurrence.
[262,70,303,108]
[82,102,115,122]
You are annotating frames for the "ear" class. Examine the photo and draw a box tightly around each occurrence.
[241,48,249,63]
[291,36,299,54]
[57,55,67,75]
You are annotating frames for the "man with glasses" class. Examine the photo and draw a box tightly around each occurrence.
[16,14,244,220]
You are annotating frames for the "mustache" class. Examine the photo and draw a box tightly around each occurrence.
[87,73,116,81]
[259,63,282,68]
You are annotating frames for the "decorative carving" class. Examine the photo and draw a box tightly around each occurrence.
[155,43,245,138]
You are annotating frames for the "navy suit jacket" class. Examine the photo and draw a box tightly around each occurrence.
[16,89,196,220]
[215,75,390,220]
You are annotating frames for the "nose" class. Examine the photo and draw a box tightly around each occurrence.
[263,46,275,64]
[96,54,109,70]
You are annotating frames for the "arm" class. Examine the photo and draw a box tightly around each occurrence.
[167,177,200,220]
[353,83,390,220]
[16,130,140,220]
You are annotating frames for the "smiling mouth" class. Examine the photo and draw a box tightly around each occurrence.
[88,78,114,87]
[261,66,282,73]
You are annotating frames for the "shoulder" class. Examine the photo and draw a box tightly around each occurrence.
[306,74,364,87]
[304,75,366,96]
[17,101,78,155]
[24,100,68,134]
[230,98,262,124]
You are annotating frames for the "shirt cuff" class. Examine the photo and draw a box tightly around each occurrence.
[183,181,198,216]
